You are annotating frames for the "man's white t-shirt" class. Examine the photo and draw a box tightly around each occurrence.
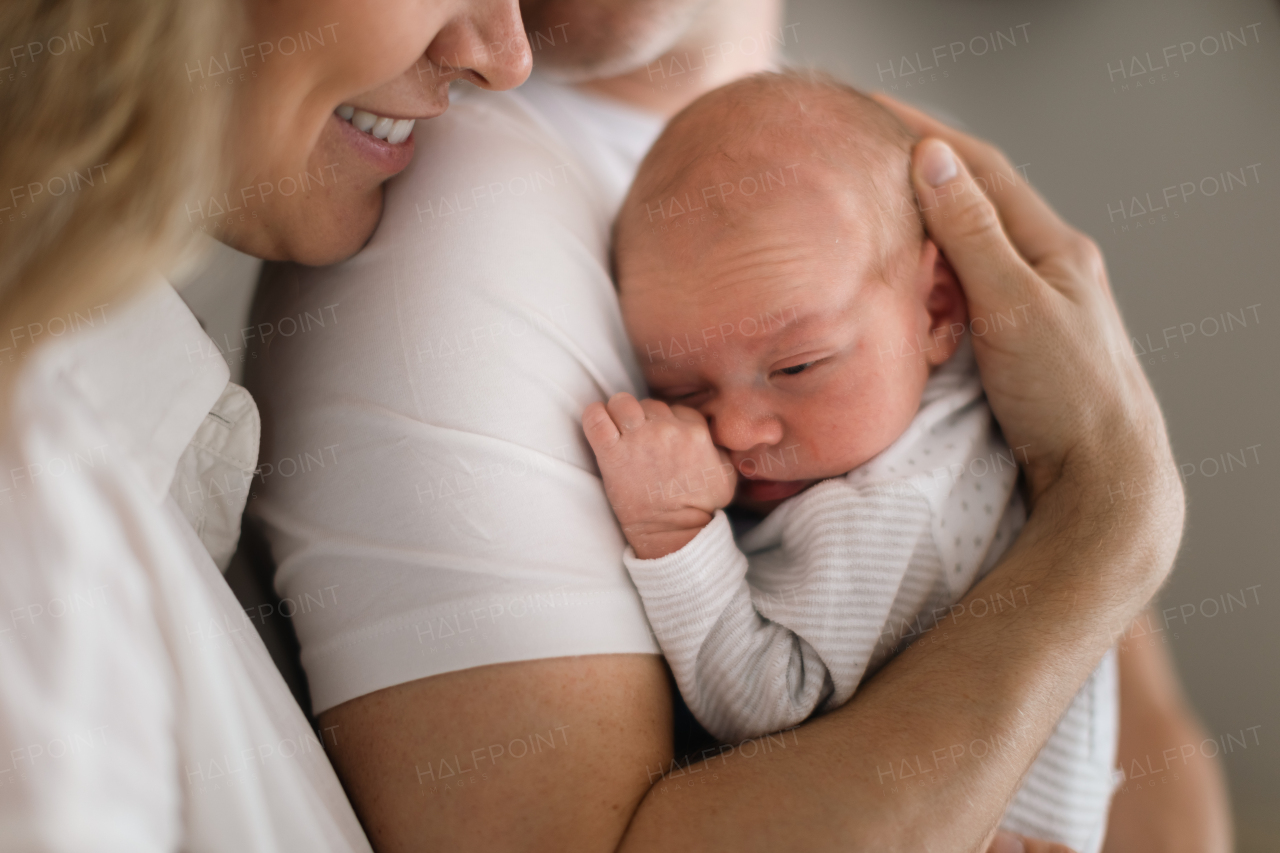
[247,77,666,715]
[0,282,370,851]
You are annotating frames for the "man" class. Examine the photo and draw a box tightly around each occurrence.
[246,1,1230,849]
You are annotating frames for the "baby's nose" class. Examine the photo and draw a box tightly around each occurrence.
[708,406,783,452]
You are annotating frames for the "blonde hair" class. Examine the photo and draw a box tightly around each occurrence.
[0,0,235,389]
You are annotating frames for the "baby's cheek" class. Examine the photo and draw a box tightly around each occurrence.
[816,363,923,473]
[865,328,934,408]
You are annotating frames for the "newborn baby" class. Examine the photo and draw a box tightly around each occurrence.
[583,71,1118,852]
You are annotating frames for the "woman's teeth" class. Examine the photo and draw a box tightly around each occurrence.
[334,104,415,145]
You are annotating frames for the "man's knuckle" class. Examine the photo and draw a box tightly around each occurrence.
[1067,234,1101,266]
[1059,234,1107,284]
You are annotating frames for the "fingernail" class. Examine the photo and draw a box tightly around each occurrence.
[921,139,959,187]
[990,832,1027,853]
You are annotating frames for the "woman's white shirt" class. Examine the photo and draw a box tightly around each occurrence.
[0,282,370,852]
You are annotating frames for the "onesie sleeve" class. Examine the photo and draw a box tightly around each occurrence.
[624,485,932,743]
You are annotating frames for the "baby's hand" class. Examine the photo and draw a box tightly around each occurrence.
[583,392,737,560]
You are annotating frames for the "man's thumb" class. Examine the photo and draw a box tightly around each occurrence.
[911,138,1030,307]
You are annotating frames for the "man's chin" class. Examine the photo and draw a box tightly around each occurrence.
[521,0,703,82]
[527,41,666,84]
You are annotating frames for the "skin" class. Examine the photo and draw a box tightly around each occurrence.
[226,1,1228,850]
[524,0,782,116]
[587,178,968,555]
[518,0,715,81]
[217,0,532,264]
[1102,611,1233,853]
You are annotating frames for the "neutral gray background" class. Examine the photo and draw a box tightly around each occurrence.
[177,0,1279,847]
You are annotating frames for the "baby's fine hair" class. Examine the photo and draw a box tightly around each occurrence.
[616,69,924,281]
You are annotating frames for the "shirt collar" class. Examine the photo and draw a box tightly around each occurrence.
[51,279,229,502]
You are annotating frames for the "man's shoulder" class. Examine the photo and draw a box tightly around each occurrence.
[417,87,569,168]
[426,86,563,146]
[375,87,609,246]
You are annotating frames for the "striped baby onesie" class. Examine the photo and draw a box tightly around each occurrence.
[625,347,1119,853]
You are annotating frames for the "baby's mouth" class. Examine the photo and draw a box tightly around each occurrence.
[334,104,415,145]
[737,478,812,504]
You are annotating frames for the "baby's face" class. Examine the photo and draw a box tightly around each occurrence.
[620,185,963,512]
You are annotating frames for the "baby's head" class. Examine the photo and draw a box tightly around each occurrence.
[615,71,968,510]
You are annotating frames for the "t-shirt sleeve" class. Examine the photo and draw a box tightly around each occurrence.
[246,91,660,714]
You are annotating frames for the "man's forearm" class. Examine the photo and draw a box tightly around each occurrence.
[1102,611,1232,853]
[620,472,1183,852]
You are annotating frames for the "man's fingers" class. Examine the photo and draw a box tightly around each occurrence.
[912,138,1039,311]
[606,392,647,432]
[874,94,1076,266]
[986,830,1078,853]
[581,402,620,452]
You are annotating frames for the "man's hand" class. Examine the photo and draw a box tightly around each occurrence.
[874,94,1182,527]
[583,392,736,559]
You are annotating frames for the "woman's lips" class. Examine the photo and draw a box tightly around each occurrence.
[331,109,416,176]
[737,478,812,504]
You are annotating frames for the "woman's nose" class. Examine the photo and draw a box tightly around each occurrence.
[426,0,532,91]
[707,401,784,452]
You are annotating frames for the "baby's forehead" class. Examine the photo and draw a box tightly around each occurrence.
[626,217,900,320]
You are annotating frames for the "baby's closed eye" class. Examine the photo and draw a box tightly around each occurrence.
[652,386,707,404]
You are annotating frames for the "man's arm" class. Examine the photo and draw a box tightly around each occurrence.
[321,463,1168,853]
[1102,611,1233,853]
[319,654,674,853]
[319,115,1186,851]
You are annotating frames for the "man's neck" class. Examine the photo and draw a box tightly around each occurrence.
[576,0,787,118]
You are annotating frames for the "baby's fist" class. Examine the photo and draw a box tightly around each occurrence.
[583,392,737,559]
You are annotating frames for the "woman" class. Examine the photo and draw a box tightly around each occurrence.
[0,1,1225,851]
[0,0,528,849]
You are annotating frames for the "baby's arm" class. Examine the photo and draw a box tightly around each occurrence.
[621,510,836,742]
[583,392,824,741]
[583,393,926,743]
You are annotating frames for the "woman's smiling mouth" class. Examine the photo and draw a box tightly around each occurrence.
[334,104,416,144]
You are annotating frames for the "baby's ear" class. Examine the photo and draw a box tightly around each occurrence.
[921,239,968,366]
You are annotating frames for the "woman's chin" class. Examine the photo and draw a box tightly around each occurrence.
[212,186,383,266]
[282,189,384,266]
